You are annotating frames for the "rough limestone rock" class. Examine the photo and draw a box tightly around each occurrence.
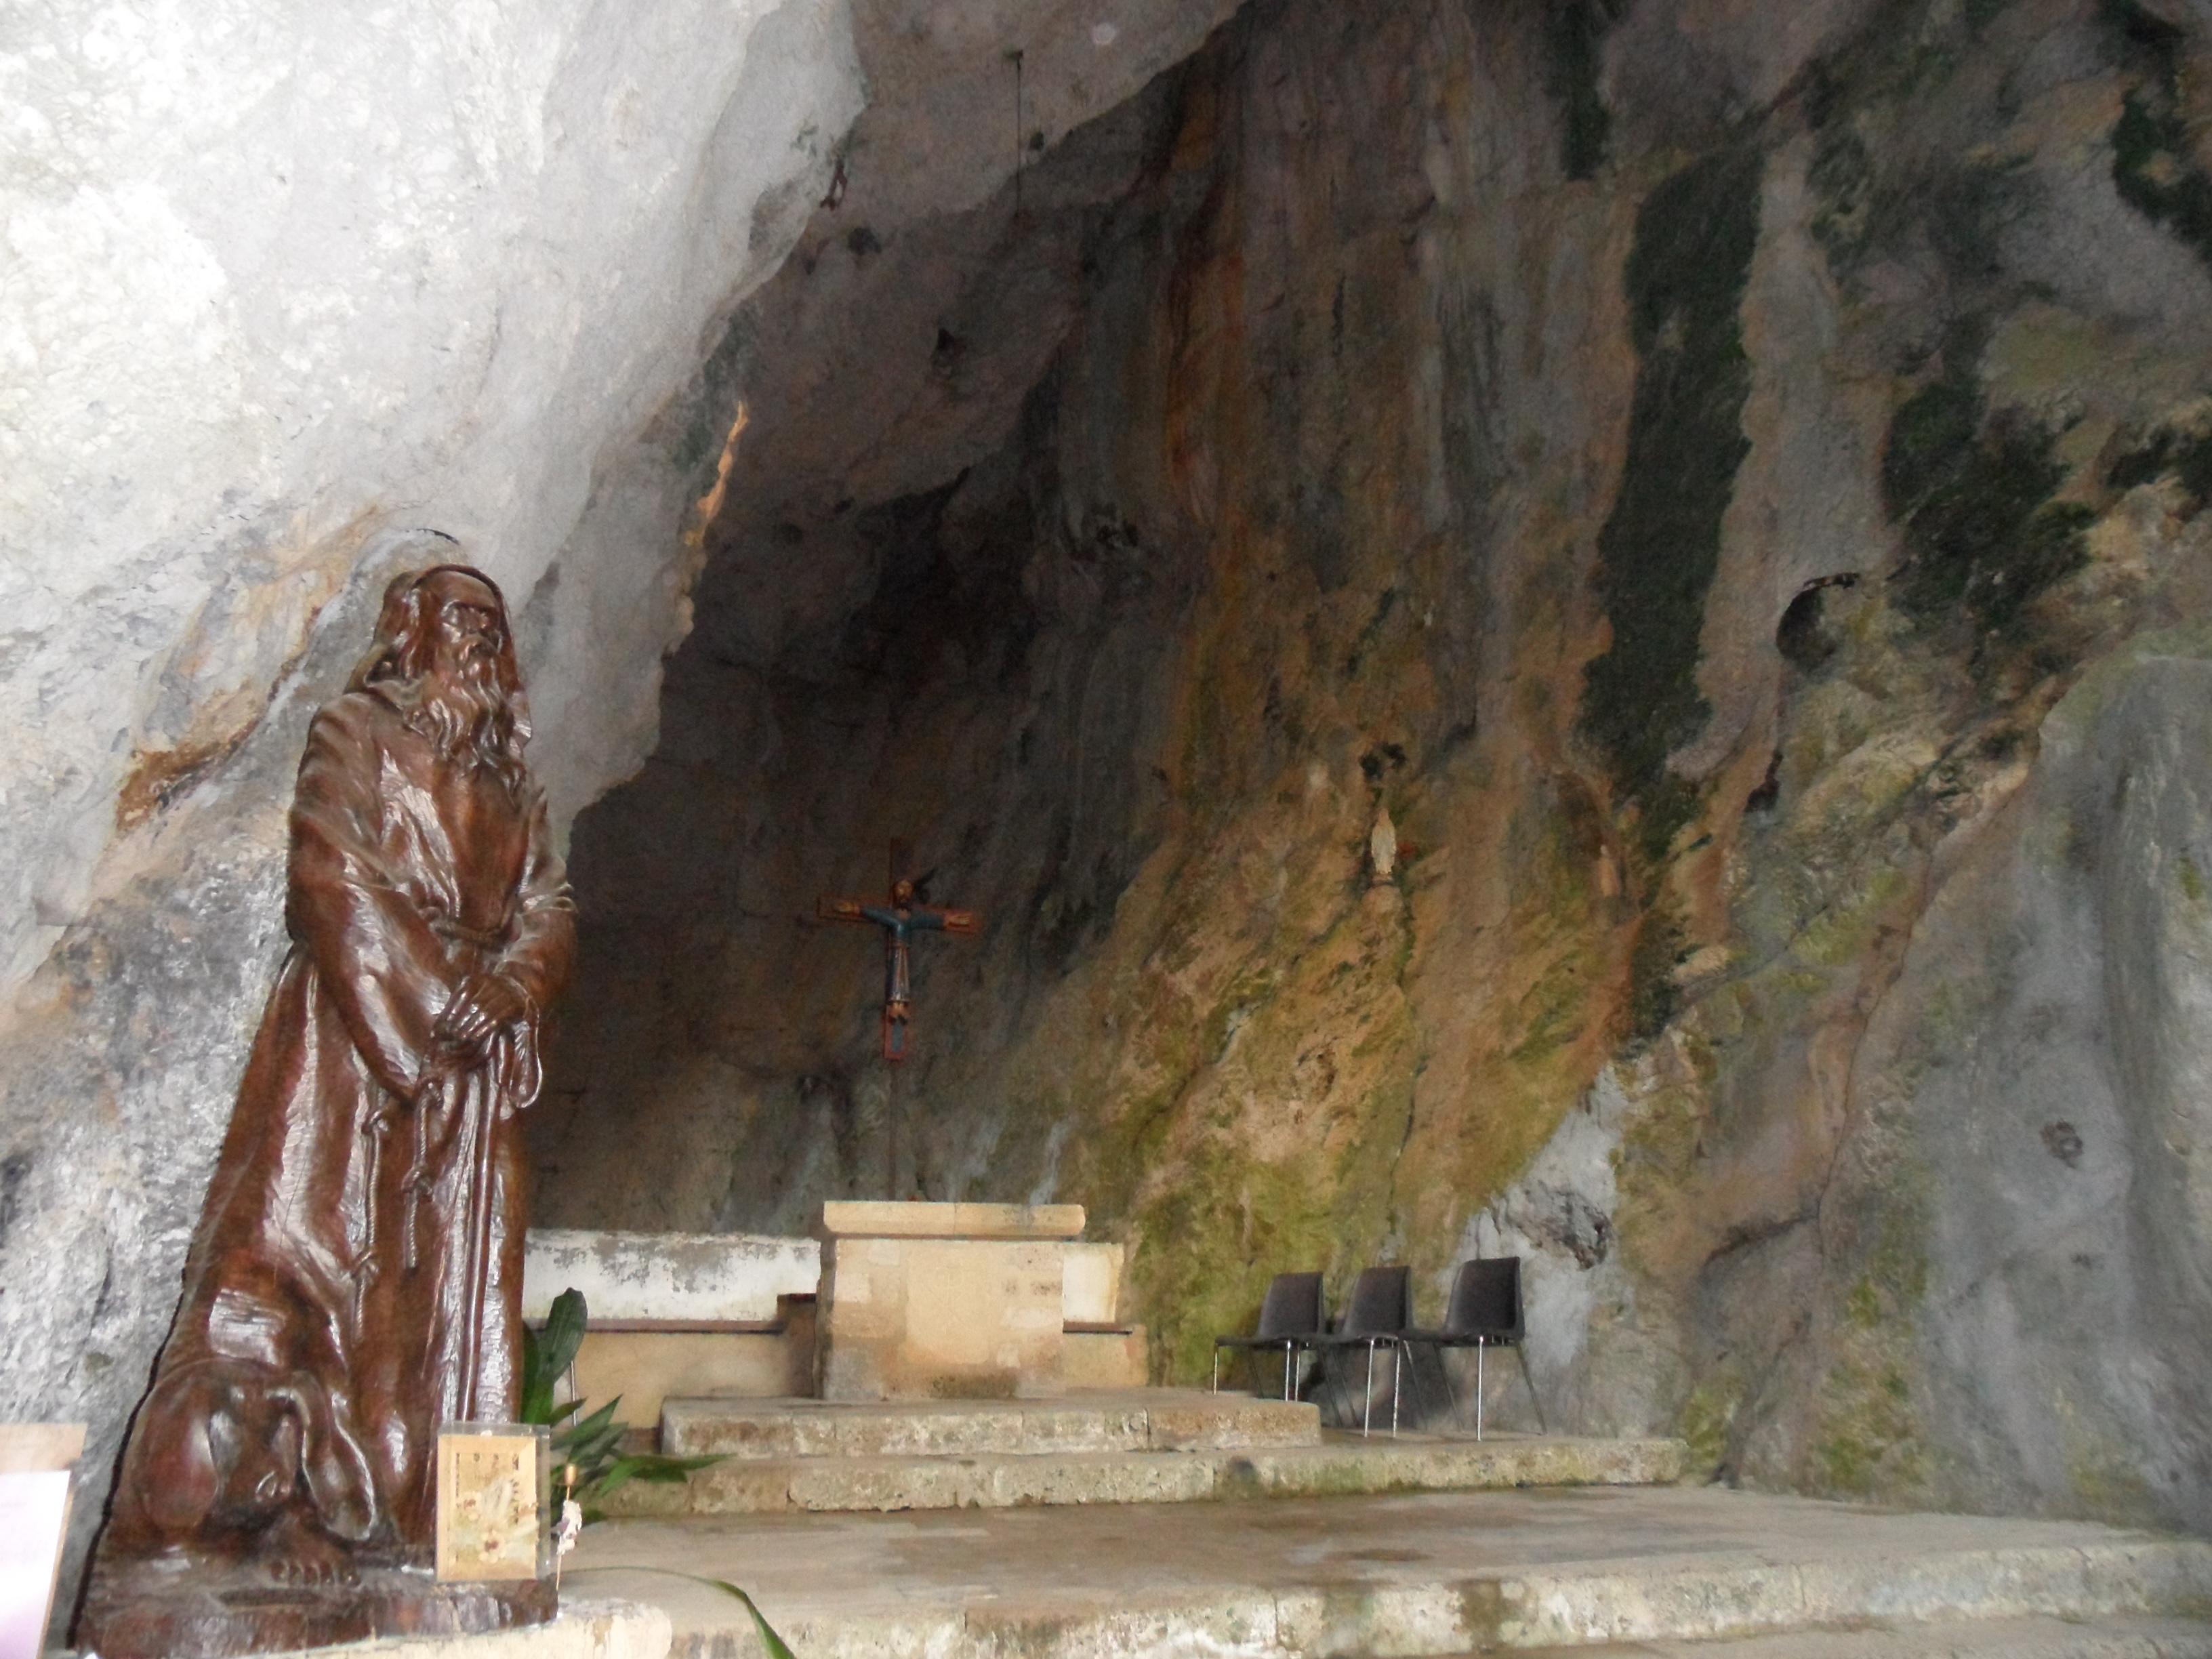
[0,0,1265,1622]
[11,0,2212,1619]
[537,0,2212,1535]
[0,1,863,1599]
[1,0,863,1589]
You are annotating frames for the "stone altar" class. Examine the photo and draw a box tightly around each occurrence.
[519,1215,1141,1412]
[813,1203,1136,1401]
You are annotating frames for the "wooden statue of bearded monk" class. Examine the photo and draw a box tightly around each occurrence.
[85,566,575,1652]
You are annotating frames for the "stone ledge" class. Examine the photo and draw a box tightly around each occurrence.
[1218,1433,1690,1496]
[523,1231,819,1325]
[817,1201,1086,1240]
[660,1387,1318,1461]
[604,1430,1685,1517]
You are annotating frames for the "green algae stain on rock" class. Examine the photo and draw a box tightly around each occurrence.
[1612,1040,1718,1252]
[1580,146,1763,816]
[1794,866,1914,972]
[1810,1197,1935,1501]
[1130,1139,1385,1385]
[2057,1389,2164,1526]
[1811,1356,1929,1498]
[1626,903,1685,1048]
[2110,420,2212,512]
[1077,855,1427,1384]
[1541,0,1627,182]
[2102,0,2212,276]
[1679,1374,1744,1479]
[1881,339,2090,659]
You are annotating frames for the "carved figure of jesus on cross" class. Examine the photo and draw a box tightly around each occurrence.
[819,841,983,1063]
[819,842,981,1197]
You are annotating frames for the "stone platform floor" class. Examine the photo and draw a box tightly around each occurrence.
[567,1484,2212,1658]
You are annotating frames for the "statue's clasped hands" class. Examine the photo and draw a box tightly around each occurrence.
[433,970,531,1061]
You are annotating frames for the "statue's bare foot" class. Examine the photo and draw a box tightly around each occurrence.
[260,1516,360,1588]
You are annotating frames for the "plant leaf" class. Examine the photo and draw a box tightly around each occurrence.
[562,1419,626,1471]
[584,1452,720,1504]
[563,1396,622,1445]
[707,1576,798,1659]
[539,1287,588,1378]
[523,1289,590,1426]
[518,1325,555,1426]
[548,1286,590,1352]
[566,1567,796,1659]
[583,1456,646,1505]
[513,1292,735,1529]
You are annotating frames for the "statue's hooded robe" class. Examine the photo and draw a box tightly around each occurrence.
[106,568,575,1561]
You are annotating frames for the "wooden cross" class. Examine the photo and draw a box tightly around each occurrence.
[817,840,982,1065]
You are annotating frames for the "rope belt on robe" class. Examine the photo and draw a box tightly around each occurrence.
[360,911,516,1279]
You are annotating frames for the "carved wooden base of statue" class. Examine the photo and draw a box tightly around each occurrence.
[82,1558,557,1658]
[78,565,577,1658]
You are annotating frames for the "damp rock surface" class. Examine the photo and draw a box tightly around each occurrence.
[537,0,2212,1534]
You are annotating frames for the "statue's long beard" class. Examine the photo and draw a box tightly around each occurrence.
[408,650,524,788]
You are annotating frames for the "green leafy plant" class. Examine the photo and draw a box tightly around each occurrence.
[525,1290,795,1652]
[520,1287,722,1520]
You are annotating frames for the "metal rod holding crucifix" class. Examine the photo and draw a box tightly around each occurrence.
[819,839,982,1195]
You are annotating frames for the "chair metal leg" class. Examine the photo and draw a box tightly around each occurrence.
[1283,1344,1294,1402]
[1390,1342,1401,1437]
[1361,1343,1375,1436]
[1212,1348,1221,1394]
[1515,1345,1548,1435]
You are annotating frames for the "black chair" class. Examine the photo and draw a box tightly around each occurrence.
[1399,1255,1546,1440]
[1309,1265,1411,1437]
[1211,1271,1326,1401]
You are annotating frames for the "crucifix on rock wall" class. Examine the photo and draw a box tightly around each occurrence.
[818,839,981,1197]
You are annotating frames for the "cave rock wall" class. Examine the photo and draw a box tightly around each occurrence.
[0,0,1269,1618]
[544,0,2212,1531]
[0,0,863,1605]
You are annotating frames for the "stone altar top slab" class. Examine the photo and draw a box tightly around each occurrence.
[817,1201,1086,1240]
[523,1229,820,1325]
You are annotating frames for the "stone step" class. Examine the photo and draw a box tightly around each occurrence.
[567,1486,2212,1658]
[1507,1616,2212,1658]
[602,1431,1687,1517]
[657,1386,1320,1460]
[251,1606,2212,1659]
[249,1604,2212,1659]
